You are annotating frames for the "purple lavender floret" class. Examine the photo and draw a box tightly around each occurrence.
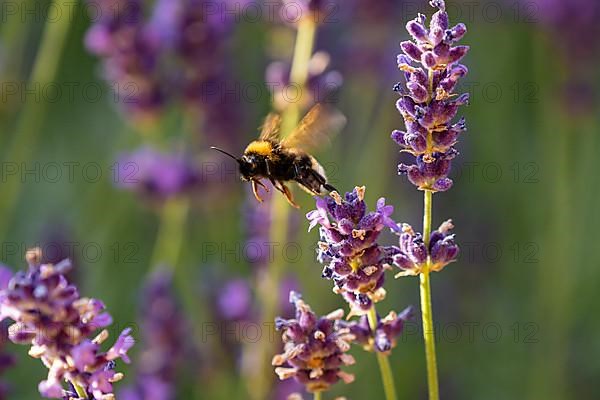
[115,146,199,200]
[340,306,412,353]
[393,0,469,192]
[272,291,355,393]
[306,187,399,314]
[119,270,188,400]
[392,220,459,277]
[0,248,134,399]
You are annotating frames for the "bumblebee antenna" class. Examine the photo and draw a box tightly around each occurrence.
[210,146,240,162]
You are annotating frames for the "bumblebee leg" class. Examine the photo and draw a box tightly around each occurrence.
[280,183,300,208]
[255,179,270,192]
[323,183,338,193]
[269,178,283,193]
[307,168,337,194]
[269,178,284,193]
[251,180,264,203]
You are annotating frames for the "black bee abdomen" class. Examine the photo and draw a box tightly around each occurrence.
[294,155,328,195]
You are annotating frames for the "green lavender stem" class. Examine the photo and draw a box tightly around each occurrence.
[0,0,74,242]
[280,18,317,135]
[420,189,439,400]
[150,196,190,269]
[368,306,398,400]
[72,381,88,399]
[251,17,317,400]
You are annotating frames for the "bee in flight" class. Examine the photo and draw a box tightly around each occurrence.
[211,104,345,208]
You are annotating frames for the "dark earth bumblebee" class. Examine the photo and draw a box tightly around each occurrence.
[211,104,346,208]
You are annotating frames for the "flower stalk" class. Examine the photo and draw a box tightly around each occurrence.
[368,307,398,400]
[73,382,88,399]
[281,18,317,135]
[420,189,439,400]
[150,196,190,269]
[392,1,469,398]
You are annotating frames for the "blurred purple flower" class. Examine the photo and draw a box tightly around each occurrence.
[218,279,253,321]
[272,291,355,393]
[0,248,133,399]
[393,0,469,192]
[0,267,11,291]
[306,187,399,315]
[534,0,600,58]
[118,270,189,400]
[244,182,275,268]
[85,0,243,136]
[532,0,600,114]
[339,0,405,78]
[115,146,199,200]
[85,0,166,119]
[280,0,336,26]
[215,274,299,324]
[274,372,304,400]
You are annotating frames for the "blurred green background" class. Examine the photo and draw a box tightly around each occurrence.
[1,0,599,399]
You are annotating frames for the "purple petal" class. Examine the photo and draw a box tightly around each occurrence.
[406,18,429,42]
[400,41,423,62]
[107,328,135,363]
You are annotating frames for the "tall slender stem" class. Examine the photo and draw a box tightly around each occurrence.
[150,196,190,269]
[368,307,398,400]
[421,189,439,400]
[0,0,74,242]
[281,18,317,135]
[250,17,317,400]
[423,190,433,245]
[314,391,323,400]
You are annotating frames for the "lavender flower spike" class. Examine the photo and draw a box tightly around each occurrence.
[0,248,134,399]
[393,0,469,192]
[306,187,400,315]
[272,291,355,393]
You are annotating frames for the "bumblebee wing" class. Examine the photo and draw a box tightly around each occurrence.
[258,112,282,142]
[281,104,346,152]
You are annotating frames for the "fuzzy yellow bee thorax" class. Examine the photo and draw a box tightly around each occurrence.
[244,140,273,156]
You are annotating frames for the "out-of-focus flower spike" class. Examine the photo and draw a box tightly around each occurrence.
[0,248,133,399]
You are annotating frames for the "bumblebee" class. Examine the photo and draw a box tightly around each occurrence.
[211,104,345,208]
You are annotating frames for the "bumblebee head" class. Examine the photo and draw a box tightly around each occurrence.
[238,154,261,180]
[210,146,260,181]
